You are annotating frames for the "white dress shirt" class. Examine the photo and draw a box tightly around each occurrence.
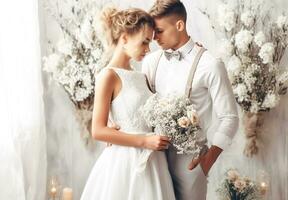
[142,38,239,150]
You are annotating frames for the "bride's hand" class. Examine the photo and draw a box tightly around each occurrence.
[142,135,171,150]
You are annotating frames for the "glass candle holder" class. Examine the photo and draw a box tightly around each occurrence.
[48,176,61,200]
[257,170,269,196]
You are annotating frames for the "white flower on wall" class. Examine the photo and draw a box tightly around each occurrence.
[235,29,253,52]
[259,42,274,64]
[254,31,266,47]
[241,11,255,27]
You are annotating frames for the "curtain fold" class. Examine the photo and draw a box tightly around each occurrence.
[0,0,47,199]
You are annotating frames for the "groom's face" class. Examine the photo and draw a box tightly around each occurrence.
[153,16,180,50]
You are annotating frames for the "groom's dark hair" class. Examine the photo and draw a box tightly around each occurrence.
[149,0,187,23]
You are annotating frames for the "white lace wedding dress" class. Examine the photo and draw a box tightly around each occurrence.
[80,67,175,200]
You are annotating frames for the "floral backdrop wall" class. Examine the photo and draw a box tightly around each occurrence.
[199,0,288,158]
[43,0,110,144]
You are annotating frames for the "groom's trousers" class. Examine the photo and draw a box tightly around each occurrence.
[166,147,207,200]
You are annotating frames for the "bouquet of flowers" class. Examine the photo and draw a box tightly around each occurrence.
[202,0,288,156]
[43,0,110,142]
[217,169,264,200]
[140,94,208,156]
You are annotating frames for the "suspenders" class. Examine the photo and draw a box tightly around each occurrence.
[185,47,206,98]
[150,44,207,98]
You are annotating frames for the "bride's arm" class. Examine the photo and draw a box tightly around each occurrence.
[91,69,170,150]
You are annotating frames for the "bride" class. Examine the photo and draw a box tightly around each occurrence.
[80,7,175,200]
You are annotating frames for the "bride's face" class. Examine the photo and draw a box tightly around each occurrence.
[124,25,153,61]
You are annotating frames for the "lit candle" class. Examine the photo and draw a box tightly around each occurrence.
[257,170,269,196]
[50,187,57,197]
[62,187,73,200]
[260,182,268,195]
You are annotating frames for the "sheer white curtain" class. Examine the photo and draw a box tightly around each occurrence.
[0,0,47,199]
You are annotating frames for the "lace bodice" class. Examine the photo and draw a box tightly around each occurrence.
[107,67,152,134]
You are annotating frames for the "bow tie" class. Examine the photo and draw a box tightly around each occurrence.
[164,50,182,61]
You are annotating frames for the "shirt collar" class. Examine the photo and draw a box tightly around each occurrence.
[174,37,194,58]
[163,37,194,58]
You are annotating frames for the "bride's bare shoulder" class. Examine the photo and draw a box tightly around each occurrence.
[95,68,119,86]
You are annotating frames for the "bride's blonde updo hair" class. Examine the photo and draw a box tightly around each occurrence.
[99,7,155,47]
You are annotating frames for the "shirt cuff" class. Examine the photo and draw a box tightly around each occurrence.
[212,132,233,151]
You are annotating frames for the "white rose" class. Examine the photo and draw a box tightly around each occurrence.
[177,116,191,128]
[241,11,255,27]
[187,110,199,126]
[74,87,91,101]
[218,39,234,57]
[233,84,248,102]
[235,30,253,52]
[276,15,288,28]
[259,42,274,64]
[234,179,247,191]
[227,55,242,75]
[227,169,240,182]
[262,92,280,109]
[254,31,266,47]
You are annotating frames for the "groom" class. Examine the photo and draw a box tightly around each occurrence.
[142,0,239,199]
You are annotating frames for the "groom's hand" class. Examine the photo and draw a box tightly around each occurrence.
[188,145,222,176]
